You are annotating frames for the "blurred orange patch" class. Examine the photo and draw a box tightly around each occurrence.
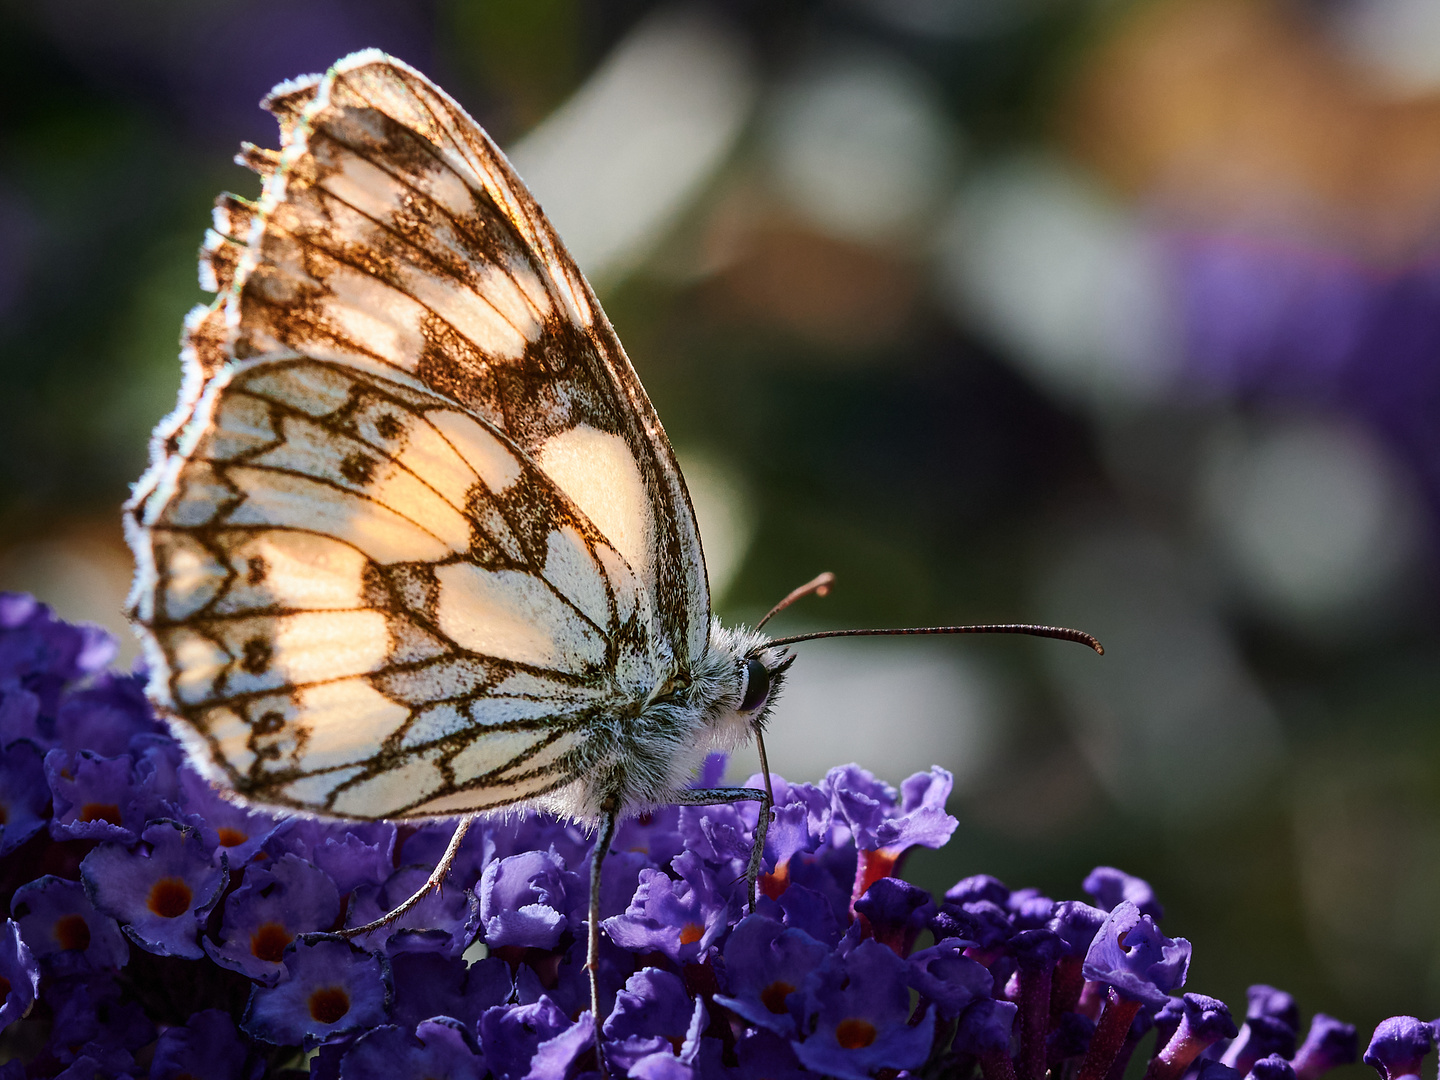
[1064,0,1440,259]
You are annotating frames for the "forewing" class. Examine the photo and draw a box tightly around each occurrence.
[221,49,709,665]
[127,357,661,819]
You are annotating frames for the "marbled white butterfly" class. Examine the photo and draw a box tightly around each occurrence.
[124,50,1100,1021]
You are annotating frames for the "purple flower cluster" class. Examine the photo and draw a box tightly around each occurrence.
[0,594,1409,1080]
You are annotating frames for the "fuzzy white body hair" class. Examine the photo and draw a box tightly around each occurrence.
[536,620,788,822]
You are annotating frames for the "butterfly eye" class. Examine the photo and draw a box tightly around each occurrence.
[739,658,770,713]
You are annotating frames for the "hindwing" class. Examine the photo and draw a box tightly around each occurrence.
[130,358,663,818]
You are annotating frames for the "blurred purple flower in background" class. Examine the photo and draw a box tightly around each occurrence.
[1176,232,1440,523]
[26,0,435,151]
[0,595,1410,1079]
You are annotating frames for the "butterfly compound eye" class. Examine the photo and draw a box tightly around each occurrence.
[739,658,770,712]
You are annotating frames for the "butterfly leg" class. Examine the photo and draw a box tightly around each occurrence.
[671,786,771,911]
[341,812,478,937]
[589,803,620,1078]
[588,802,619,1030]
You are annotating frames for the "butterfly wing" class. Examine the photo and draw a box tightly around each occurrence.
[243,51,707,662]
[126,51,711,819]
[130,355,667,818]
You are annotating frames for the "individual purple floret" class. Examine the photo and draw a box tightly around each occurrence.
[753,773,830,882]
[1084,867,1165,920]
[854,876,935,954]
[935,899,1013,966]
[0,919,38,1029]
[1223,1015,1299,1074]
[712,914,829,1036]
[0,739,49,855]
[1008,887,1056,930]
[262,817,397,897]
[1082,902,1191,1008]
[680,800,757,871]
[206,851,341,982]
[1292,1014,1358,1080]
[603,968,706,1074]
[10,875,128,973]
[935,898,1010,945]
[81,819,226,959]
[1246,984,1300,1029]
[339,1017,485,1080]
[45,749,149,843]
[1363,1016,1433,1080]
[242,935,390,1048]
[1146,994,1238,1080]
[1199,1062,1246,1080]
[478,849,582,951]
[53,673,159,759]
[1250,1054,1298,1080]
[149,1008,261,1080]
[825,764,957,903]
[478,996,594,1080]
[825,764,957,854]
[759,880,843,947]
[1078,903,1189,1080]
[948,874,1012,906]
[906,936,993,1020]
[1049,899,1108,1015]
[176,766,274,864]
[957,996,1021,1080]
[0,593,114,688]
[791,938,936,1080]
[604,849,733,964]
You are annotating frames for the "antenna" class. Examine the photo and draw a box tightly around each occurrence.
[755,571,835,631]
[765,623,1103,654]
[752,572,1102,654]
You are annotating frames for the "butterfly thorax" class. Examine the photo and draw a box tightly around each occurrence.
[545,621,788,821]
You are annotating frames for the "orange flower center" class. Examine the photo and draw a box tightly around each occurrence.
[79,803,121,825]
[308,986,351,1024]
[835,1018,877,1050]
[250,922,292,962]
[216,827,248,847]
[55,914,90,951]
[760,980,795,1014]
[146,877,193,918]
[679,922,705,945]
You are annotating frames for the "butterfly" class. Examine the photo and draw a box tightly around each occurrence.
[124,49,1100,1023]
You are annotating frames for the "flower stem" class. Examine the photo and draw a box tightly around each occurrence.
[1077,990,1143,1080]
[981,1048,1020,1080]
[1019,963,1055,1080]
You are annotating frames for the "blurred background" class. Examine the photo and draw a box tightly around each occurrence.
[3,0,1440,1051]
